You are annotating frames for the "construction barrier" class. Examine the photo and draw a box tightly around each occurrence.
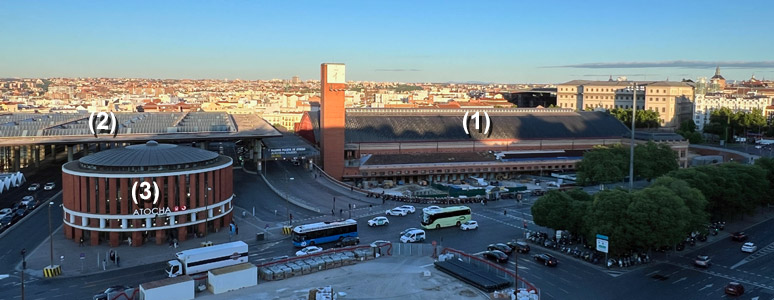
[43,265,61,278]
[282,226,292,235]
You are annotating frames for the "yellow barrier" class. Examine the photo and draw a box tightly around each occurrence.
[43,265,61,278]
[282,226,293,235]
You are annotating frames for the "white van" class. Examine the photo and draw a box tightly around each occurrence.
[400,229,426,243]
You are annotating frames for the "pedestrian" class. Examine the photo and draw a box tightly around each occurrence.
[523,221,528,229]
[351,185,354,192]
[235,225,239,235]
[173,238,178,249]
[331,209,335,216]
[79,236,84,247]
[116,255,120,267]
[265,223,270,229]
[504,210,507,216]
[102,259,106,270]
[127,236,132,246]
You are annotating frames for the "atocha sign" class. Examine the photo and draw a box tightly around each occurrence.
[133,206,187,215]
[269,147,306,155]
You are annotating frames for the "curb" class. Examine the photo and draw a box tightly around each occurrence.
[0,190,63,240]
[258,172,322,214]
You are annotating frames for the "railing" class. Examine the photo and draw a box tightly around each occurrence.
[441,247,540,297]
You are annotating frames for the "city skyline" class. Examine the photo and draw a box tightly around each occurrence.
[2,0,774,83]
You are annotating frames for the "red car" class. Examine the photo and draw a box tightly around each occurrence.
[725,282,744,296]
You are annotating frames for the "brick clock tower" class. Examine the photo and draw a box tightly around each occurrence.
[320,63,346,180]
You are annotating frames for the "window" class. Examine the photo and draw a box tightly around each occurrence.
[662,107,666,113]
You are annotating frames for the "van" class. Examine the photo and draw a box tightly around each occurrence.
[400,229,426,243]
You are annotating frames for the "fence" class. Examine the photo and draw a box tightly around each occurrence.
[392,242,435,257]
[441,247,540,298]
[255,242,393,282]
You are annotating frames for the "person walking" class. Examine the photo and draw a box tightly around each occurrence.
[79,236,84,247]
[331,209,335,216]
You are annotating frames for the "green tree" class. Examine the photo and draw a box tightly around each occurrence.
[610,108,660,129]
[634,141,679,180]
[651,176,709,234]
[627,187,690,250]
[531,191,574,230]
[584,189,634,255]
[676,120,703,144]
[576,145,628,186]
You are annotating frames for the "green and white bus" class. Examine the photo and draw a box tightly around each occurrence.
[421,206,471,229]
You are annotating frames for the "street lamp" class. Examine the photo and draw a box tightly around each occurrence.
[628,83,637,191]
[20,248,26,300]
[48,201,54,268]
[204,187,212,236]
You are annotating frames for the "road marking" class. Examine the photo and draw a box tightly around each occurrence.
[420,264,434,268]
[646,270,661,276]
[698,283,713,291]
[672,277,687,284]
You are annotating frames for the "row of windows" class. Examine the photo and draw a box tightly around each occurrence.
[648,97,670,102]
[584,104,644,110]
[75,173,219,214]
[79,158,221,172]
[362,165,575,176]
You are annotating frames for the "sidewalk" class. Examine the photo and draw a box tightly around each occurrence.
[19,207,284,279]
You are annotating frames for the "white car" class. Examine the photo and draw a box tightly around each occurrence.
[399,205,416,213]
[386,208,408,216]
[44,182,56,190]
[0,208,13,219]
[741,242,757,253]
[368,216,390,227]
[460,220,478,230]
[423,206,441,212]
[295,246,323,257]
[400,228,420,238]
[28,183,40,191]
[21,196,37,209]
[400,229,426,243]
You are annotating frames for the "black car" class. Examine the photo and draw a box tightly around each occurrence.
[482,250,509,263]
[731,232,748,242]
[12,209,26,222]
[533,254,558,266]
[506,240,530,254]
[487,243,513,255]
[0,215,13,229]
[335,236,360,248]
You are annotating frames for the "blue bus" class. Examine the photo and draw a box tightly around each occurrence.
[292,219,358,247]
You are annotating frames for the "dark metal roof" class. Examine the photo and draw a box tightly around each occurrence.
[79,140,219,167]
[308,109,630,143]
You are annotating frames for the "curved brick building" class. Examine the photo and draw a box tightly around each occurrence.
[61,141,233,247]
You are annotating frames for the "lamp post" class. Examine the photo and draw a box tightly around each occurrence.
[20,248,26,300]
[204,187,212,236]
[629,83,637,191]
[48,201,54,268]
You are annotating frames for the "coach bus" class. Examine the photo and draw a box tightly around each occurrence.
[421,206,471,229]
[292,219,358,247]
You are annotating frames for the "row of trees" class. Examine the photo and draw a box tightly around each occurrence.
[575,142,678,186]
[532,176,708,255]
[609,108,661,129]
[703,107,766,142]
[533,160,774,255]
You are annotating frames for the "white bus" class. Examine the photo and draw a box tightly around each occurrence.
[292,219,358,247]
[421,206,471,229]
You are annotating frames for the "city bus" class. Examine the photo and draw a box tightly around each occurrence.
[421,206,471,229]
[292,219,358,247]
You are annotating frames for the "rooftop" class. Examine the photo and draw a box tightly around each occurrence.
[79,141,219,168]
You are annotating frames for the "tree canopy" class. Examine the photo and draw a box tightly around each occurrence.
[610,108,660,129]
[576,142,678,185]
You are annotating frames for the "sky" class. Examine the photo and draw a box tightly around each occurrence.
[1,0,774,83]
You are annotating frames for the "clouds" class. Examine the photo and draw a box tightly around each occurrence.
[549,60,774,69]
[374,69,422,72]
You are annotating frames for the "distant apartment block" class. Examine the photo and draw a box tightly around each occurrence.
[693,92,771,131]
[556,79,694,128]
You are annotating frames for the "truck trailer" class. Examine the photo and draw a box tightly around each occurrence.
[165,241,249,290]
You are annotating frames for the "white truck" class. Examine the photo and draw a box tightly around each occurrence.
[140,275,194,300]
[165,241,249,290]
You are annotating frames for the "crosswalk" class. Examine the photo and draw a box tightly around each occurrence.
[732,241,774,269]
[667,261,774,291]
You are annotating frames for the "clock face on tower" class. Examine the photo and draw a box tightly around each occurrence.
[326,64,345,84]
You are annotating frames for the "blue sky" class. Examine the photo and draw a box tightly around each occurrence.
[1,0,773,83]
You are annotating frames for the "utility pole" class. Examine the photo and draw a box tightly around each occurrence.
[20,248,26,300]
[629,83,637,191]
[48,202,54,269]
